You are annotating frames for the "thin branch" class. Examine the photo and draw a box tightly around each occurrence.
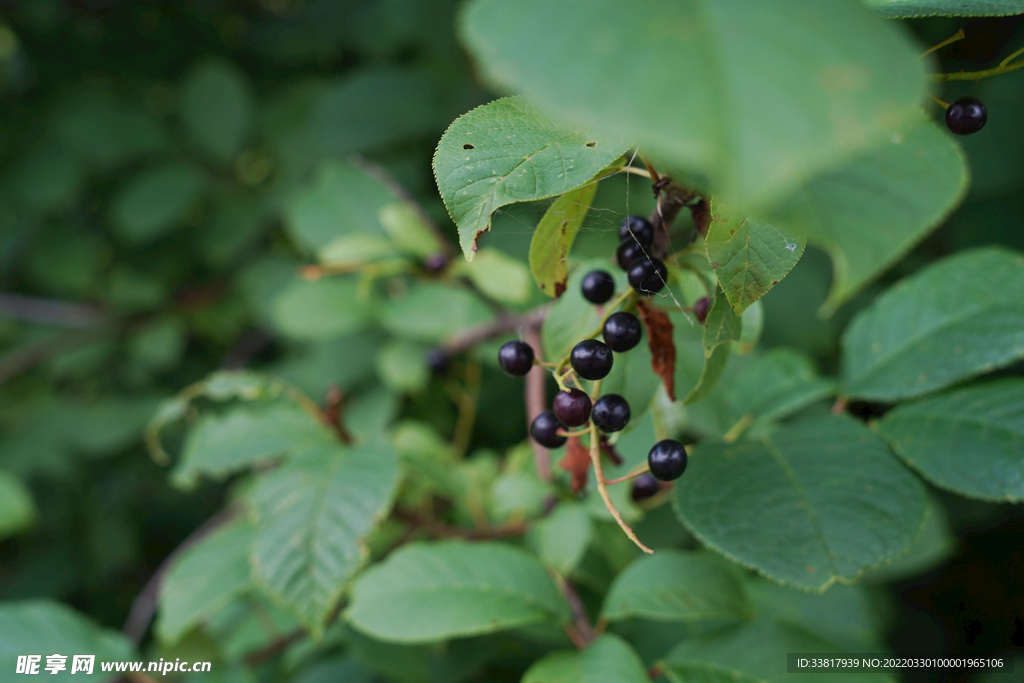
[243,628,305,668]
[921,29,964,57]
[444,305,548,354]
[122,506,241,644]
[392,509,528,540]
[933,58,1024,81]
[523,326,551,481]
[0,331,99,387]
[323,385,354,444]
[0,292,109,328]
[551,571,595,649]
[451,355,482,458]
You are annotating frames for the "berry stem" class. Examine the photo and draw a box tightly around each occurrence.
[722,414,754,444]
[933,58,1024,81]
[450,355,482,458]
[921,29,964,57]
[587,398,654,555]
[928,93,950,108]
[557,428,590,438]
[619,165,653,180]
[1000,45,1024,68]
[604,463,651,485]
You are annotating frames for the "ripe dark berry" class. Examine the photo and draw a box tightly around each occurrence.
[616,240,646,270]
[631,473,661,501]
[693,296,709,325]
[552,388,592,427]
[618,215,655,247]
[530,410,566,449]
[602,312,642,352]
[422,252,449,273]
[581,270,615,305]
[648,439,687,481]
[425,347,450,375]
[498,340,534,377]
[569,339,613,380]
[945,97,987,136]
[628,257,667,295]
[591,393,630,432]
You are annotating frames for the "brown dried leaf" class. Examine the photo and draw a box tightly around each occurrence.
[559,436,591,494]
[636,300,677,401]
[598,435,623,466]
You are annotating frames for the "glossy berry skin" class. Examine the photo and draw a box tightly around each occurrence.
[628,257,668,295]
[581,270,615,305]
[602,312,642,352]
[552,388,592,427]
[591,393,631,432]
[616,240,646,270]
[648,439,688,481]
[569,339,614,380]
[946,97,987,136]
[425,347,450,375]
[530,410,566,449]
[693,296,709,325]
[618,215,655,247]
[498,340,534,377]
[631,473,661,501]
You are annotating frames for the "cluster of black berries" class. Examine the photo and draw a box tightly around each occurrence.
[946,96,987,136]
[615,216,667,296]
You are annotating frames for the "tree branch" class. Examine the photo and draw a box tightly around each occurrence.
[0,292,109,328]
[551,571,594,649]
[443,305,548,354]
[523,325,551,481]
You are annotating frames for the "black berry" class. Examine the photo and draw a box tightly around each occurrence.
[602,312,642,352]
[631,473,661,501]
[591,393,630,432]
[693,296,709,325]
[628,257,667,295]
[569,339,614,380]
[616,240,646,270]
[618,215,655,247]
[530,410,566,448]
[648,439,687,481]
[422,252,449,273]
[945,97,987,136]
[581,270,615,305]
[552,388,592,427]
[425,347,450,375]
[498,340,534,377]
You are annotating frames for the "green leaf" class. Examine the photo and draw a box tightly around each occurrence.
[664,617,895,683]
[251,440,400,635]
[156,518,255,643]
[706,202,805,315]
[450,247,532,304]
[0,471,36,541]
[726,349,836,428]
[529,184,598,297]
[52,86,167,167]
[172,401,332,488]
[685,344,731,406]
[460,0,927,212]
[522,635,648,683]
[762,118,969,315]
[345,540,569,642]
[703,286,742,358]
[672,310,733,408]
[378,203,443,258]
[841,247,1024,401]
[599,329,662,421]
[864,494,955,582]
[432,97,629,260]
[874,379,1024,501]
[542,261,620,362]
[380,283,493,343]
[285,160,396,255]
[673,414,926,590]
[601,550,750,623]
[0,601,135,680]
[376,341,430,394]
[863,0,1024,17]
[271,276,374,341]
[527,502,592,575]
[109,163,206,244]
[179,58,255,164]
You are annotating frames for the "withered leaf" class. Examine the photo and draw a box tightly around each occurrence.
[559,436,591,494]
[636,300,677,401]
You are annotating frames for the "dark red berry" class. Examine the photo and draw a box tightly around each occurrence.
[631,473,661,501]
[591,394,630,432]
[618,215,655,247]
[530,410,566,448]
[946,97,987,136]
[693,296,709,325]
[422,252,449,273]
[648,439,687,481]
[569,339,613,380]
[552,388,592,427]
[628,257,667,295]
[581,270,615,305]
[498,340,534,376]
[425,347,450,375]
[616,241,646,270]
[602,312,642,352]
